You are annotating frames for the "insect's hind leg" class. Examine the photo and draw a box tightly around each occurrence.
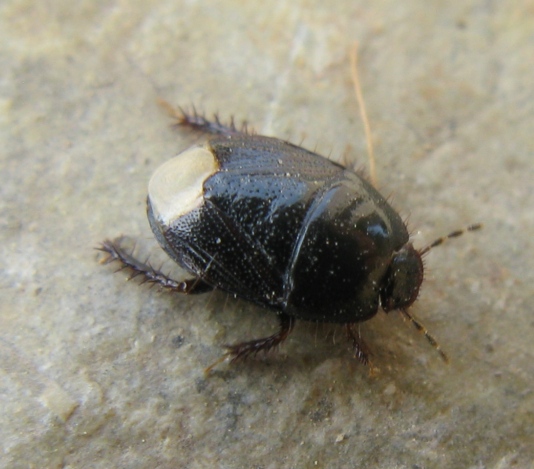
[159,100,249,137]
[97,238,213,294]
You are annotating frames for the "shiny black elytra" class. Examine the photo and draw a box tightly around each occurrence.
[99,107,480,366]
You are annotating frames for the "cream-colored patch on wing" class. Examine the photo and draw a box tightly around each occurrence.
[148,145,218,225]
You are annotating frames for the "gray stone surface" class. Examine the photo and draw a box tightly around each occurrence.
[1,1,533,468]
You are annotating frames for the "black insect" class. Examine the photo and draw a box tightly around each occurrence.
[99,107,480,366]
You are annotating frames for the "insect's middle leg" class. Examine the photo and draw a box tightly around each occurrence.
[225,313,295,361]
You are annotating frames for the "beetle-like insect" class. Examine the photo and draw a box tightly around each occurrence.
[99,105,480,366]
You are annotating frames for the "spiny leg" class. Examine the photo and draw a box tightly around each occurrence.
[399,308,449,363]
[97,238,212,294]
[159,99,249,136]
[345,323,371,365]
[204,314,295,374]
[226,313,295,361]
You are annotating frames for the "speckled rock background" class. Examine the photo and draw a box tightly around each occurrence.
[1,1,533,468]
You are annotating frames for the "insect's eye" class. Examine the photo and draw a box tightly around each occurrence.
[380,243,424,312]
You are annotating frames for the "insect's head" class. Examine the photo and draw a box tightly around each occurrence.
[380,223,482,313]
[379,224,481,362]
[380,243,423,312]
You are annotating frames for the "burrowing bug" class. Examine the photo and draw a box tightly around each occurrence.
[99,105,480,366]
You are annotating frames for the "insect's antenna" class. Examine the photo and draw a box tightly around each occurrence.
[350,41,377,188]
[418,223,482,256]
[399,309,449,363]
